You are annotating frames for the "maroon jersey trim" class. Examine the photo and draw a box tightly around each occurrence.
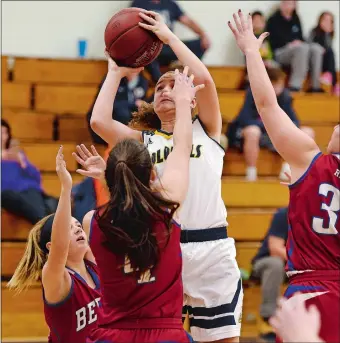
[289,152,322,189]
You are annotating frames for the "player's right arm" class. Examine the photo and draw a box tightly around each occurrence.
[90,56,143,146]
[156,67,204,204]
[229,11,320,183]
[41,146,73,303]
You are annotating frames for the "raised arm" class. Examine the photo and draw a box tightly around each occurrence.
[228,11,320,183]
[90,56,144,146]
[156,67,204,204]
[139,10,221,141]
[41,146,73,303]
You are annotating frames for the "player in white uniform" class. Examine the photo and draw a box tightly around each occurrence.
[91,9,243,343]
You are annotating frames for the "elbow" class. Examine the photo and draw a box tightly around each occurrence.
[90,117,101,131]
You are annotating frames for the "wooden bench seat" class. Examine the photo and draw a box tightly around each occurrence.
[1,210,31,241]
[219,91,339,124]
[2,110,55,141]
[13,57,107,85]
[2,83,32,109]
[35,84,98,115]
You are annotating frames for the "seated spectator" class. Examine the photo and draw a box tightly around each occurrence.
[1,119,57,224]
[309,11,339,95]
[251,207,289,343]
[266,0,324,92]
[227,67,315,181]
[86,72,149,145]
[131,0,211,82]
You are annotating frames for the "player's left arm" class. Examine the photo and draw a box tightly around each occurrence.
[229,12,320,182]
[82,210,96,264]
[139,10,222,140]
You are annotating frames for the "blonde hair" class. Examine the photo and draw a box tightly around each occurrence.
[129,70,197,131]
[7,215,53,293]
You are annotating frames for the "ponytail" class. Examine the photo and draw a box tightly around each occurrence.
[7,215,53,293]
[96,139,179,276]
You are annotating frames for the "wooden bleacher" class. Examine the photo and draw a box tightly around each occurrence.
[1,56,339,341]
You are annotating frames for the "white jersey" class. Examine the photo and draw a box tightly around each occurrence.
[142,117,227,230]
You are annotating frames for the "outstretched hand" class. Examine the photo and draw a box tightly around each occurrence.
[72,144,107,180]
[56,146,72,190]
[171,66,205,104]
[228,10,269,54]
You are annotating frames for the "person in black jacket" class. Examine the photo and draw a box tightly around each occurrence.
[266,0,324,92]
[86,72,150,145]
[309,11,338,93]
[227,67,314,181]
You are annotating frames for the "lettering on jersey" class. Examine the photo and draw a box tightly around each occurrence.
[335,169,340,178]
[124,256,156,284]
[76,297,101,332]
[151,144,203,165]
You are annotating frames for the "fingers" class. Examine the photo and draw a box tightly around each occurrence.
[80,144,92,158]
[182,65,189,78]
[90,145,99,156]
[228,20,238,38]
[138,22,155,31]
[258,32,270,45]
[232,12,243,33]
[238,9,247,30]
[247,12,253,32]
[139,9,159,19]
[56,145,64,162]
[72,152,86,167]
[76,169,93,177]
[76,145,88,160]
[139,12,156,25]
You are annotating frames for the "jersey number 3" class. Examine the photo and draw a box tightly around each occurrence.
[312,183,339,235]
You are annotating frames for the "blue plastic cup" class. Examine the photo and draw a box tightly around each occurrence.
[78,39,87,58]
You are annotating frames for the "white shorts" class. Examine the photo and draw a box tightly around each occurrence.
[181,237,243,342]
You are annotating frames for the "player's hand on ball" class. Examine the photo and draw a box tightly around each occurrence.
[104,51,144,78]
[138,10,174,44]
[172,66,205,104]
[56,146,72,190]
[228,10,269,54]
[72,144,106,180]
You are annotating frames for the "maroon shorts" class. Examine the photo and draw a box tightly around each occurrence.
[277,270,340,343]
[87,318,193,343]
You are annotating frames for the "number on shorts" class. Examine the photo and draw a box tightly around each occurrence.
[123,256,156,284]
[312,183,339,235]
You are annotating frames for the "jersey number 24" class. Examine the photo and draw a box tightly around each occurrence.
[312,183,339,235]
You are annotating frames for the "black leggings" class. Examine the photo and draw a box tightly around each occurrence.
[323,47,338,86]
[2,188,48,224]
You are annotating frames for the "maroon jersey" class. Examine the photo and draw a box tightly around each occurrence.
[286,153,340,274]
[43,260,102,343]
[89,213,183,330]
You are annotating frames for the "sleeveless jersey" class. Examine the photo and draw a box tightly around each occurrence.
[90,214,183,329]
[142,117,227,230]
[286,153,340,274]
[43,260,102,343]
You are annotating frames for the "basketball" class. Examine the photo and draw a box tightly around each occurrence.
[104,8,163,68]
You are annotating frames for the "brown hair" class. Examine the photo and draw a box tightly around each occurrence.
[315,11,334,38]
[95,139,179,275]
[266,67,286,83]
[7,215,54,293]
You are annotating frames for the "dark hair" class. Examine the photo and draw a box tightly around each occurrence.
[95,139,179,276]
[1,119,12,149]
[314,11,334,39]
[252,10,263,18]
[266,67,286,83]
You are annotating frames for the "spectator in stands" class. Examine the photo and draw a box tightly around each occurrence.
[251,207,289,343]
[131,0,211,82]
[309,11,339,95]
[266,0,324,92]
[1,119,57,224]
[87,72,150,145]
[227,67,315,181]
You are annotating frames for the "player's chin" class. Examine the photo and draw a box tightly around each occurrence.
[155,102,175,116]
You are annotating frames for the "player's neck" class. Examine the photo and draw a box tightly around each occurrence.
[66,258,87,276]
[161,119,175,133]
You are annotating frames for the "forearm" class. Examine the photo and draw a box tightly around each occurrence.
[168,34,211,83]
[173,100,193,154]
[90,71,122,131]
[51,187,72,251]
[270,246,287,261]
